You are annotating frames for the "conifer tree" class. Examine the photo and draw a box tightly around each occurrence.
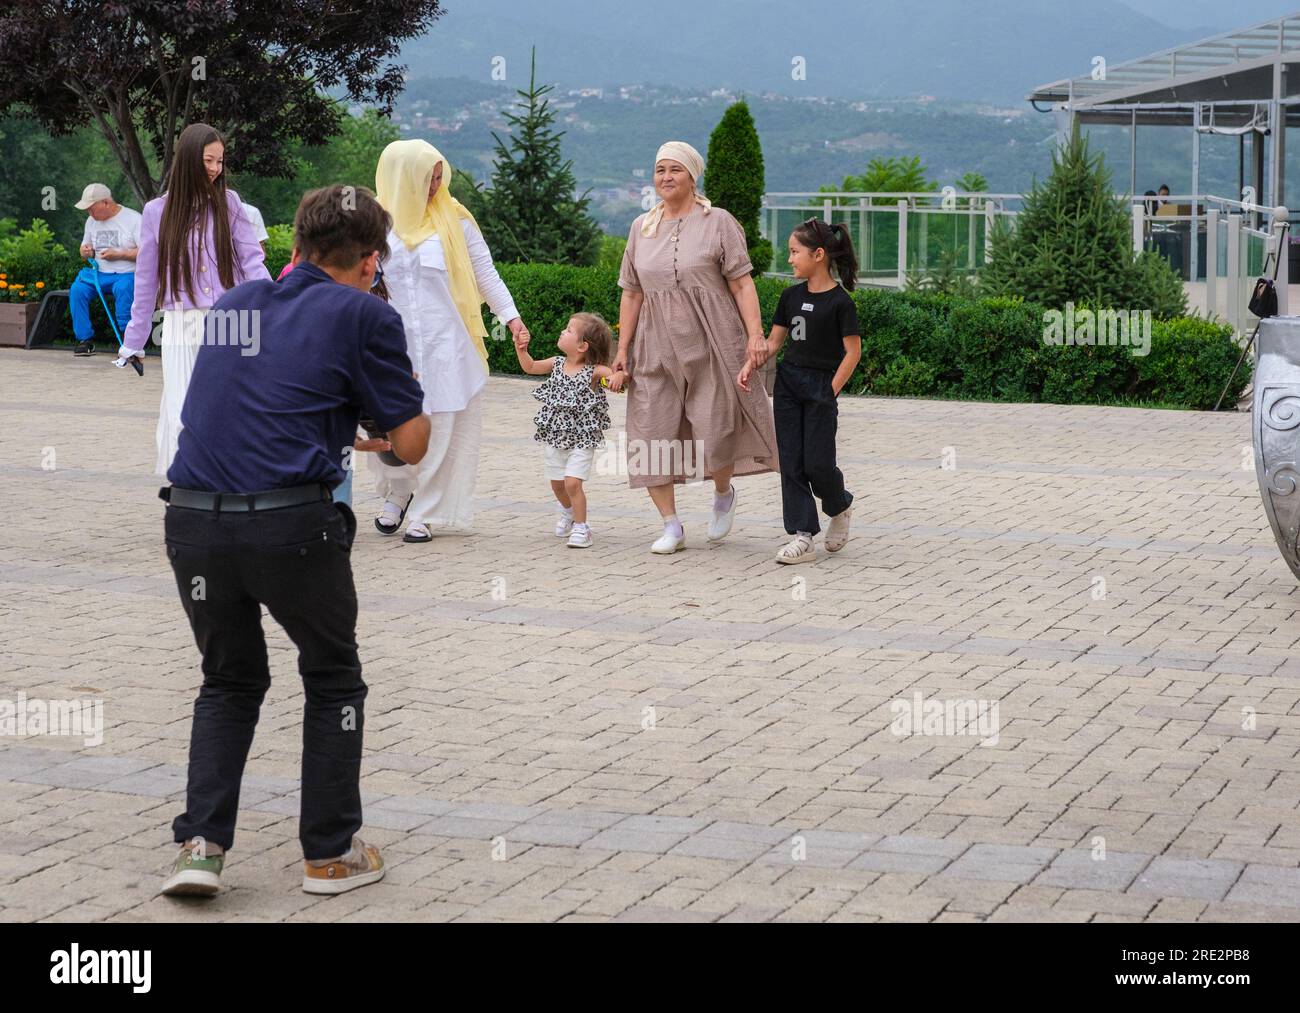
[982,126,1185,317]
[704,100,771,275]
[478,49,601,266]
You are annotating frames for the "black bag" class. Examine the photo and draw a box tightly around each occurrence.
[1249,278,1279,319]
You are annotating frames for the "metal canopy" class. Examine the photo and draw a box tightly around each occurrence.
[1028,13,1300,108]
[1027,12,1300,210]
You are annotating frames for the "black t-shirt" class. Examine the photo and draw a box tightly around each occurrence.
[772,281,860,371]
[168,262,425,494]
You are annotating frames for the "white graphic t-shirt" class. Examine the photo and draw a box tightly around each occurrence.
[240,201,269,244]
[82,206,143,274]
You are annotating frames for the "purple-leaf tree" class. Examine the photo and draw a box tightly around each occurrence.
[0,1,443,202]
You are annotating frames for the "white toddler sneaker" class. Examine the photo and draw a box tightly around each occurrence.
[555,505,575,538]
[567,522,592,548]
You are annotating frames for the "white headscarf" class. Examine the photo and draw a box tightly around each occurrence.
[641,141,712,237]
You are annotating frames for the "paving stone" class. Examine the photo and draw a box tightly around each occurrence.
[1035,849,1151,891]
[1223,864,1300,909]
[6,361,1298,922]
[1129,857,1244,902]
[940,844,1057,884]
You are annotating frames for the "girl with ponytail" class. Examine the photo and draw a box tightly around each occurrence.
[738,218,862,564]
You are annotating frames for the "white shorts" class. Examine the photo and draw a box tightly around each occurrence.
[545,444,595,481]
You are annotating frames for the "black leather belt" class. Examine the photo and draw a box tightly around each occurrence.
[160,483,333,513]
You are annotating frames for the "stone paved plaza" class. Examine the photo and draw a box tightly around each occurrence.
[2,349,1300,922]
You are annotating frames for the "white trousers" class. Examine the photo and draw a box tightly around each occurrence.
[154,308,208,477]
[367,390,484,531]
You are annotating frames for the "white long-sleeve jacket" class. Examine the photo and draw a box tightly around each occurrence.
[382,219,520,415]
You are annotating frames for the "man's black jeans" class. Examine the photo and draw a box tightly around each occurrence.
[164,494,364,860]
[773,360,854,535]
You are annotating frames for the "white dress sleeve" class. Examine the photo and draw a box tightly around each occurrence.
[463,218,519,324]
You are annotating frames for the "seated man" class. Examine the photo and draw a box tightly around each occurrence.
[157,184,430,899]
[70,183,141,355]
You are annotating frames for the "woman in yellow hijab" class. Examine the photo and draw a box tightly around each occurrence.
[369,139,529,542]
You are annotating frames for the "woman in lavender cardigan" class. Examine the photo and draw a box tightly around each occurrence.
[117,123,269,475]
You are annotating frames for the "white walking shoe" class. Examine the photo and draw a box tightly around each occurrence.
[825,507,853,553]
[776,534,817,564]
[707,485,737,542]
[652,527,686,554]
[567,522,592,548]
[555,507,575,537]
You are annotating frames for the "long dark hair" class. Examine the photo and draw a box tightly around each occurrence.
[157,123,237,307]
[791,218,859,291]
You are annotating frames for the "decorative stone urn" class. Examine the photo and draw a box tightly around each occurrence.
[1254,316,1300,579]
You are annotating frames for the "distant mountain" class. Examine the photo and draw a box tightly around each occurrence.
[1123,0,1294,33]
[404,0,1211,103]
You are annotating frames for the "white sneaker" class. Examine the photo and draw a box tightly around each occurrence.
[555,508,575,537]
[707,485,737,542]
[651,526,686,554]
[567,523,592,548]
[776,534,817,564]
[825,507,852,552]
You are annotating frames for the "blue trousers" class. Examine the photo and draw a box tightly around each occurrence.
[332,468,354,507]
[69,268,134,343]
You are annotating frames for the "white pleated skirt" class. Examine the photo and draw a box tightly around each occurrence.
[154,308,209,477]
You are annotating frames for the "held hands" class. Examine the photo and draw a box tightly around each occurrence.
[608,349,629,392]
[746,332,771,369]
[508,317,530,347]
[737,360,754,393]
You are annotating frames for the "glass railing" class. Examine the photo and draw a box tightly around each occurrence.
[762,193,1019,285]
[763,191,1289,338]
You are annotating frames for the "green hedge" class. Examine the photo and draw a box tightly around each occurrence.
[4,246,1246,410]
[484,265,1246,410]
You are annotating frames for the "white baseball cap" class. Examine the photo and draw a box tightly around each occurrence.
[74,183,113,210]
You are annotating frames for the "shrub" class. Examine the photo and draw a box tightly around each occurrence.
[0,218,80,296]
[264,223,294,279]
[596,234,626,271]
[0,217,62,264]
[1134,316,1244,409]
[478,264,1246,410]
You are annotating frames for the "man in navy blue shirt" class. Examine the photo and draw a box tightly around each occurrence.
[159,185,429,899]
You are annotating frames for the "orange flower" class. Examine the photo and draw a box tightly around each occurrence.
[35,281,44,289]
[0,281,7,289]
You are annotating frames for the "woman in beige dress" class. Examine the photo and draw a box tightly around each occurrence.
[610,141,777,554]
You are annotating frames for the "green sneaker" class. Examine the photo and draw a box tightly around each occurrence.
[160,840,224,897]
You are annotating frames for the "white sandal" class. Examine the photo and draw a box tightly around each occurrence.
[825,507,853,553]
[775,534,816,565]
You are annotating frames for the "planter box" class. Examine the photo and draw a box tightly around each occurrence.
[0,302,39,347]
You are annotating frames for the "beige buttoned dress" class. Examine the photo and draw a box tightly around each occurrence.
[618,206,778,488]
